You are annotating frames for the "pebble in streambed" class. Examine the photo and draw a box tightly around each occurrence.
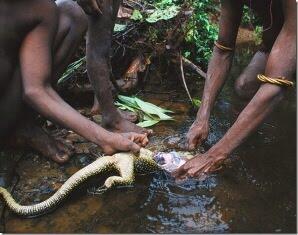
[163,134,205,153]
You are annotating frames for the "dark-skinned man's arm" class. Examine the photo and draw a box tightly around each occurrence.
[174,0,296,179]
[186,0,244,150]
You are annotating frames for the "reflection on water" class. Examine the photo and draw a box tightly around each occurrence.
[1,39,296,233]
[141,173,228,233]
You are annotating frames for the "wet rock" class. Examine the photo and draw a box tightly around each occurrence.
[163,135,188,150]
[74,143,94,154]
[74,154,93,167]
[66,132,85,143]
[40,183,54,194]
[65,166,80,176]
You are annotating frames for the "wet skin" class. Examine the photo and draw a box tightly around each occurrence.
[78,0,152,134]
[174,0,296,179]
[0,0,149,164]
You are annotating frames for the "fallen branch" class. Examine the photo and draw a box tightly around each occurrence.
[182,57,207,79]
[179,52,193,104]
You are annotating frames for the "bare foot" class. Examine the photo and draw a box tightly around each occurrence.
[118,110,138,123]
[102,116,153,135]
[8,123,73,164]
[91,97,138,123]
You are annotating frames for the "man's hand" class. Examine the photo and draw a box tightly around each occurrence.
[100,132,149,155]
[121,132,149,148]
[77,0,103,16]
[172,150,227,180]
[186,119,209,150]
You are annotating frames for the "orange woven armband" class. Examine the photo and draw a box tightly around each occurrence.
[257,74,294,87]
[214,41,234,52]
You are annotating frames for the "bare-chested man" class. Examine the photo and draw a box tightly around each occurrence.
[174,0,296,179]
[0,0,148,167]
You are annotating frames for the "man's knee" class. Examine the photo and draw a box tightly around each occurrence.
[234,74,259,100]
[234,76,251,99]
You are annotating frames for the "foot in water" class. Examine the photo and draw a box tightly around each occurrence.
[7,122,73,164]
[102,115,153,135]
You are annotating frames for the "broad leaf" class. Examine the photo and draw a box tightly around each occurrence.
[137,120,160,128]
[131,10,143,21]
[114,24,127,32]
[134,97,174,114]
[134,97,173,120]
[118,95,139,109]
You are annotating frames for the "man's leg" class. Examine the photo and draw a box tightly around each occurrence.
[234,0,284,100]
[7,1,88,164]
[234,51,269,99]
[53,0,88,79]
[86,0,151,134]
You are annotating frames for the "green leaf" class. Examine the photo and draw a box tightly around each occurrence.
[115,95,174,127]
[137,120,160,128]
[114,24,127,32]
[146,5,180,23]
[134,97,173,120]
[130,10,143,21]
[58,57,85,84]
[114,101,138,113]
[118,95,139,109]
[192,98,201,107]
[143,113,158,121]
[134,97,174,114]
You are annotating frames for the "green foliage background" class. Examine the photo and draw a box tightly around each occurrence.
[184,0,218,67]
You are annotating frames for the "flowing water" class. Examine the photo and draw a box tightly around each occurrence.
[0,35,296,233]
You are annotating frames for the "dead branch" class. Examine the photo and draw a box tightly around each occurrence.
[179,51,193,103]
[182,57,207,79]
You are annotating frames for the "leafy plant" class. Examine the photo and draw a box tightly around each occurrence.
[115,95,174,127]
[253,25,263,46]
[241,5,261,28]
[129,1,180,24]
[184,0,218,66]
[146,5,180,23]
